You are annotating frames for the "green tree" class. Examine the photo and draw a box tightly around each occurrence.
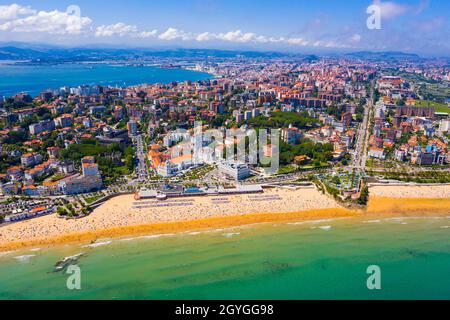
[358,186,370,205]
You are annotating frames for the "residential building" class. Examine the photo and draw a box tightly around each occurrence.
[127,120,138,136]
[29,119,55,135]
[21,153,43,167]
[281,127,302,145]
[416,152,435,166]
[368,147,385,160]
[54,114,73,128]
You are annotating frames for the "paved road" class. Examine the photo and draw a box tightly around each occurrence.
[352,82,375,174]
[134,134,150,182]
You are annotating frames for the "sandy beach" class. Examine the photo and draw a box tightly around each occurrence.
[0,184,449,252]
[0,187,343,250]
[368,184,450,215]
[370,184,450,198]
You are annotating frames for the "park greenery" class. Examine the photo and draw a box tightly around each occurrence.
[368,170,450,183]
[414,100,450,113]
[279,139,334,166]
[60,138,135,185]
[247,111,318,130]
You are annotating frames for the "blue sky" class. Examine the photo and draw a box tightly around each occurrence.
[0,0,449,55]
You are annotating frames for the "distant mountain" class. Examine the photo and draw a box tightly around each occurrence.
[0,46,49,60]
[345,51,422,61]
[0,45,429,63]
[0,45,320,62]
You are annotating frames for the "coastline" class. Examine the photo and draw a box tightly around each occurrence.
[0,184,449,253]
[0,208,355,253]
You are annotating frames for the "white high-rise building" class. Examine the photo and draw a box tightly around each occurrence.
[218,162,250,181]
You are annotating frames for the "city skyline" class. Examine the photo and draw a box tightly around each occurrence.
[0,0,449,56]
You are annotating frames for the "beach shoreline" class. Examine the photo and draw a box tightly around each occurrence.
[0,185,449,253]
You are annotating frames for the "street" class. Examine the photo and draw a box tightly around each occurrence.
[352,82,375,174]
[134,134,150,182]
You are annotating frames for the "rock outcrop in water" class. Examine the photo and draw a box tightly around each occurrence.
[54,253,85,272]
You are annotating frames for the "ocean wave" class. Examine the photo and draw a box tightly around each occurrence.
[82,241,112,248]
[223,232,241,238]
[63,253,85,260]
[232,222,271,230]
[310,219,336,224]
[382,218,406,222]
[120,233,176,242]
[14,254,36,262]
[140,233,176,239]
[311,226,333,231]
[363,220,381,223]
[289,218,348,226]
[0,251,13,258]
[119,237,139,242]
[287,221,309,226]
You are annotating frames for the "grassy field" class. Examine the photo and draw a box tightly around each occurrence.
[420,83,450,101]
[84,194,104,205]
[415,100,450,113]
[277,164,297,174]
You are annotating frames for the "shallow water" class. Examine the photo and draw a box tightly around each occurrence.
[0,216,449,300]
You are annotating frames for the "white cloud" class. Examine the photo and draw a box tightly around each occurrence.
[372,0,429,20]
[159,27,192,41]
[0,9,92,35]
[375,1,408,19]
[195,30,257,43]
[0,4,356,49]
[195,30,287,44]
[137,29,158,38]
[350,33,362,43]
[159,27,346,48]
[95,23,138,37]
[287,37,310,46]
[311,39,349,48]
[95,23,157,38]
[196,32,215,42]
[217,30,258,43]
[0,3,35,20]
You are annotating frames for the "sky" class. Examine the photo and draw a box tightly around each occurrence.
[0,0,449,56]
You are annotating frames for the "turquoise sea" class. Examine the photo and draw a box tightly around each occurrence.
[0,63,212,97]
[0,216,449,300]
